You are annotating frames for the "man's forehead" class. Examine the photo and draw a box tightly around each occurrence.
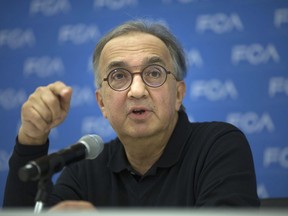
[103,32,166,51]
[99,33,172,71]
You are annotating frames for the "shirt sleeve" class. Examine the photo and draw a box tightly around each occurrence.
[2,137,52,208]
[194,123,260,207]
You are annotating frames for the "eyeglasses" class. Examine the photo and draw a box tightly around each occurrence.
[102,64,175,91]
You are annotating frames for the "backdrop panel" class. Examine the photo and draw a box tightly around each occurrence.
[0,0,287,206]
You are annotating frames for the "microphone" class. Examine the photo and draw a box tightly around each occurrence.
[18,134,104,182]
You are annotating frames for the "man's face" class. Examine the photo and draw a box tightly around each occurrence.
[96,32,186,140]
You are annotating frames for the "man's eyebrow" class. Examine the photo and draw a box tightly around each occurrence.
[106,61,128,71]
[143,56,166,66]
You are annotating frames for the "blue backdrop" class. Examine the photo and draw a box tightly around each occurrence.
[0,0,288,206]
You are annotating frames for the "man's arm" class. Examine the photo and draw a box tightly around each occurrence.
[3,139,50,207]
[3,81,72,207]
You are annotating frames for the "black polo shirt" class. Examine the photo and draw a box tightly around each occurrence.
[3,111,260,208]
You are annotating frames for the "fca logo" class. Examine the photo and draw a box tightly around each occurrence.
[231,44,280,65]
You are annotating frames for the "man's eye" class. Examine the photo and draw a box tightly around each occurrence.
[111,71,127,80]
[146,70,161,78]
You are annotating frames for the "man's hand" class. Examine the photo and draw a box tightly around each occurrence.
[49,201,96,212]
[18,81,72,145]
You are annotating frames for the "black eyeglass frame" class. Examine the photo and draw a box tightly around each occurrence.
[101,64,176,91]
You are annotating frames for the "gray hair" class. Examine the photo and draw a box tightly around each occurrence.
[92,20,187,89]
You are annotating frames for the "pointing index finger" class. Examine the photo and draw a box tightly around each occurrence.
[48,81,72,112]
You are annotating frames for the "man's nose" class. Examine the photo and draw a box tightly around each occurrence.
[127,74,148,98]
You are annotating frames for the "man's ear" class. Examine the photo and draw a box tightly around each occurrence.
[175,81,186,111]
[95,90,108,118]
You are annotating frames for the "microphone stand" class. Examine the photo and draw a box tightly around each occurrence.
[33,155,63,213]
[34,177,50,213]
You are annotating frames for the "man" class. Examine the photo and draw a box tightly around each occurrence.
[3,20,260,210]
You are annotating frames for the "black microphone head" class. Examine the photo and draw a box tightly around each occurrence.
[79,134,104,160]
[18,162,40,182]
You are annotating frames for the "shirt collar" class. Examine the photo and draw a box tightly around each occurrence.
[108,138,129,173]
[108,111,192,173]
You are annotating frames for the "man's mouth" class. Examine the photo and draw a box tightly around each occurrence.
[132,109,146,115]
